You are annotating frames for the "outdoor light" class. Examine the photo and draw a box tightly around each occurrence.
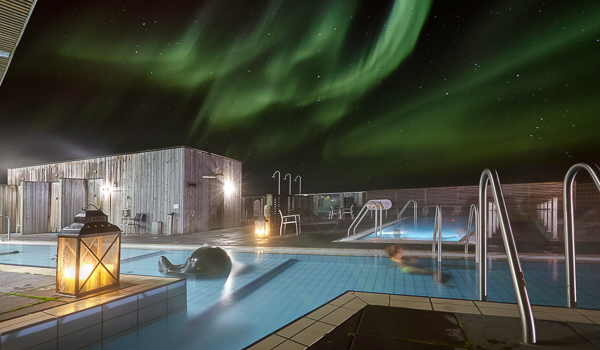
[223,181,234,195]
[56,205,121,297]
[254,215,269,237]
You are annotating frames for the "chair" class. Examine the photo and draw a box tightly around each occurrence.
[329,206,341,219]
[341,205,354,219]
[279,210,300,235]
[126,213,145,235]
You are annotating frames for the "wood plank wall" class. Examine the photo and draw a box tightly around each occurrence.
[7,147,241,234]
[20,181,50,234]
[367,182,564,219]
[60,178,87,230]
[0,185,18,233]
[183,148,242,232]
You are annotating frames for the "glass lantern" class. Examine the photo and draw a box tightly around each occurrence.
[254,215,269,237]
[56,206,121,297]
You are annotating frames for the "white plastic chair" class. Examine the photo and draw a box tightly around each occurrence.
[279,210,300,235]
[329,206,341,219]
[341,205,354,219]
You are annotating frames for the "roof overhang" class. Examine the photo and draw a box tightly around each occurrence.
[0,0,38,87]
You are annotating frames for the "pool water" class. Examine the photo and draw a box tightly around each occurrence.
[1,244,599,349]
[362,216,470,241]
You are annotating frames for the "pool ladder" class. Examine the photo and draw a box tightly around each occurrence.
[347,200,384,237]
[478,169,536,344]
[397,200,418,229]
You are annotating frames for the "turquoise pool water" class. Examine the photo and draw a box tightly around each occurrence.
[361,216,470,241]
[1,244,599,349]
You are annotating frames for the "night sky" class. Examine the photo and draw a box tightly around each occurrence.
[0,0,599,195]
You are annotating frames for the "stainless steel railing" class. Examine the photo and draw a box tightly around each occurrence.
[478,169,536,344]
[397,200,417,229]
[347,200,384,237]
[464,204,478,257]
[431,206,442,262]
[563,162,600,308]
[0,215,10,241]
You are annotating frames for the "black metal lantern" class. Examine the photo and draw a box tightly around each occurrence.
[56,205,121,297]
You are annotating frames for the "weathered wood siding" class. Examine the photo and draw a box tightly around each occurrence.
[60,178,87,230]
[368,182,563,219]
[20,181,50,234]
[49,182,60,232]
[0,185,18,233]
[6,147,238,234]
[182,148,242,232]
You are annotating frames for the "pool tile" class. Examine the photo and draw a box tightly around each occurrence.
[306,304,337,321]
[320,307,358,326]
[102,311,137,339]
[276,317,315,338]
[166,280,186,298]
[474,301,518,310]
[290,321,335,346]
[138,286,166,308]
[477,307,520,317]
[1,318,57,350]
[167,294,187,314]
[138,300,167,324]
[341,297,367,311]
[27,339,57,350]
[55,305,102,337]
[390,300,432,310]
[247,334,286,350]
[432,303,480,315]
[273,340,307,350]
[329,292,355,306]
[534,311,593,324]
[430,298,475,306]
[101,295,137,321]
[58,323,101,350]
[390,295,429,303]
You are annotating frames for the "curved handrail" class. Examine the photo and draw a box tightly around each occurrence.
[0,215,10,241]
[431,206,442,262]
[397,200,418,229]
[478,169,536,344]
[563,162,600,308]
[347,200,385,237]
[464,204,478,254]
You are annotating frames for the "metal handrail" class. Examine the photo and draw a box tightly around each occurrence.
[478,169,536,344]
[1,215,10,241]
[431,206,442,262]
[347,200,384,237]
[563,162,600,308]
[464,204,478,255]
[397,200,417,229]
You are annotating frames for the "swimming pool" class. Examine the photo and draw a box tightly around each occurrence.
[356,216,470,242]
[1,244,599,349]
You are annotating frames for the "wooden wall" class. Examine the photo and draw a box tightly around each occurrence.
[0,185,18,233]
[20,181,50,234]
[182,148,242,232]
[367,182,564,219]
[8,147,241,234]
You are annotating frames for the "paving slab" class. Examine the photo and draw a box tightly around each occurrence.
[457,313,599,349]
[0,271,56,293]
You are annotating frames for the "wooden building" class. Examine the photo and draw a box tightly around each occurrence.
[4,146,242,234]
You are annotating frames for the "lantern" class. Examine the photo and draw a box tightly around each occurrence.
[254,215,269,237]
[56,206,121,297]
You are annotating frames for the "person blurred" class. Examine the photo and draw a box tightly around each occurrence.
[384,245,453,287]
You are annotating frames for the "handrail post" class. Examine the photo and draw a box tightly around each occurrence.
[563,163,600,308]
[1,215,10,241]
[479,169,536,344]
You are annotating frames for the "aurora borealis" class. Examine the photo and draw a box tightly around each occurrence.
[0,0,599,193]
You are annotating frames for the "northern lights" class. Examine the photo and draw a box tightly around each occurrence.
[0,0,599,193]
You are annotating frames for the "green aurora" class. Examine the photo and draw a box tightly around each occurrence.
[1,0,599,191]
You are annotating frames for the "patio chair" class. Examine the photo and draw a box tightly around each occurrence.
[329,206,341,219]
[279,210,300,235]
[341,205,354,219]
[126,213,145,235]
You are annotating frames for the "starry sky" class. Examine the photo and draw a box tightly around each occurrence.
[0,0,599,195]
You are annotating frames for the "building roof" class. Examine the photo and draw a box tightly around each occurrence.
[0,0,37,87]
[7,146,242,170]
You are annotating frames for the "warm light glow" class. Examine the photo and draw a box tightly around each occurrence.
[223,181,234,195]
[101,184,114,195]
[64,264,95,282]
[254,218,269,237]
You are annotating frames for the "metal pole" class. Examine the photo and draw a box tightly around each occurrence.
[563,163,600,308]
[294,175,302,195]
[479,169,536,344]
[272,171,281,195]
[437,206,442,263]
[284,173,292,196]
[1,215,10,241]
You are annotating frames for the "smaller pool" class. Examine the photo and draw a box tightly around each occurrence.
[361,216,470,241]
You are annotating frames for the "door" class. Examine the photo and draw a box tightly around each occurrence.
[209,178,224,230]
